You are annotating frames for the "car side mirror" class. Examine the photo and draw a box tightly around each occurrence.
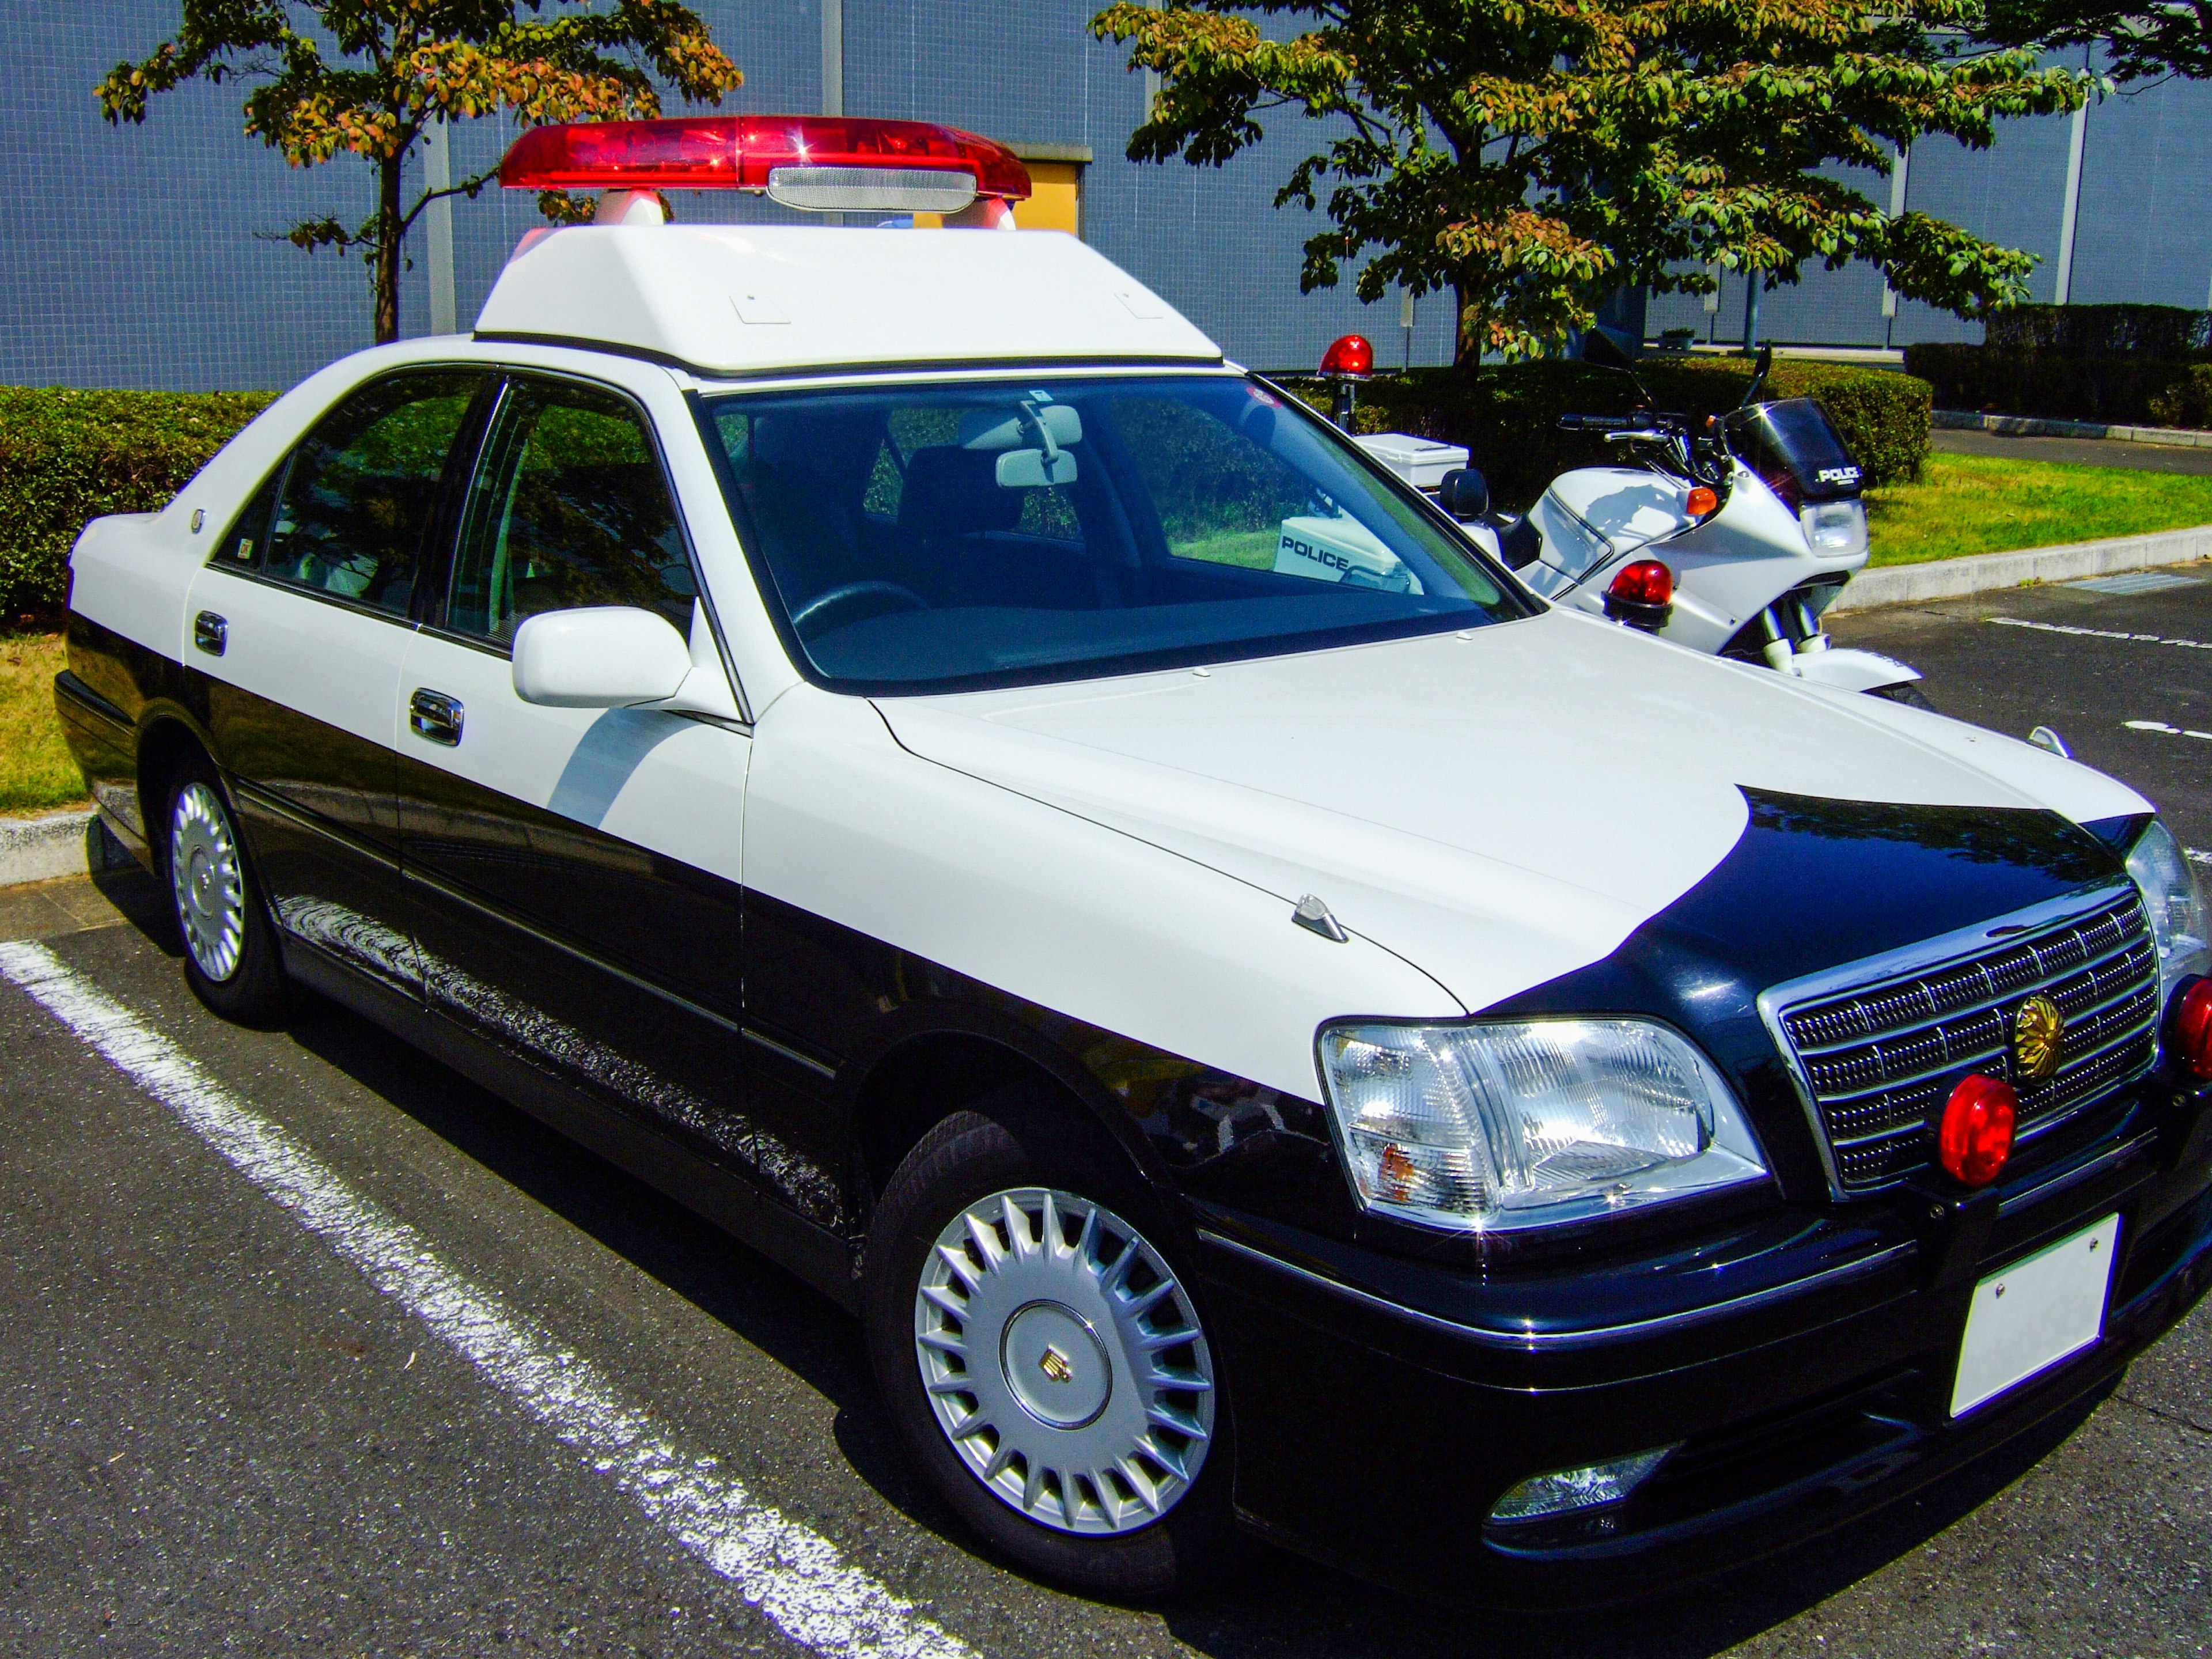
[1437,467,1490,522]
[513,607,694,709]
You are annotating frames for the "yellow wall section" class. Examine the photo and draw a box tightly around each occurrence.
[1018,162,1082,236]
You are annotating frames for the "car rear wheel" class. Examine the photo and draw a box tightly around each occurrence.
[164,763,289,1022]
[862,1099,1245,1599]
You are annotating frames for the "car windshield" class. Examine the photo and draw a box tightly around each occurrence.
[696,373,1530,692]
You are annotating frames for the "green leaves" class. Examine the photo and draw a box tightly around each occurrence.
[96,1,741,342]
[1094,0,2091,363]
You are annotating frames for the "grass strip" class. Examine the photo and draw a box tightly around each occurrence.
[1866,453,2212,566]
[1,633,89,816]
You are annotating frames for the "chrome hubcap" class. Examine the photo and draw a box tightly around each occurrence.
[914,1188,1214,1535]
[169,782,244,982]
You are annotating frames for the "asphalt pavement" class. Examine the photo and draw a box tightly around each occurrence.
[1930,429,2212,476]
[3,579,2211,1657]
[1831,566,2212,857]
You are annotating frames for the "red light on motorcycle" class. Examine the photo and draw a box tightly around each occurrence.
[2173,978,2212,1080]
[1320,334,1374,378]
[1685,486,1719,518]
[497,115,1031,204]
[1938,1074,2016,1187]
[1608,559,1673,607]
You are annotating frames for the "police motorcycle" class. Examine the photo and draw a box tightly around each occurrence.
[1422,335,1928,702]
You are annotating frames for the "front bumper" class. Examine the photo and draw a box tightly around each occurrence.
[1191,1081,2212,1603]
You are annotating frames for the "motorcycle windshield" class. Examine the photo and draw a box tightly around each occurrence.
[1727,398,1862,510]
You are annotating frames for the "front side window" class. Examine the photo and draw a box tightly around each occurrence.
[253,370,485,615]
[698,373,1528,693]
[446,377,696,645]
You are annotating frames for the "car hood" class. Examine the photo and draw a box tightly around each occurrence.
[873,609,2150,1016]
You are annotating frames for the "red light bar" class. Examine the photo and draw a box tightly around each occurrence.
[498,116,1031,209]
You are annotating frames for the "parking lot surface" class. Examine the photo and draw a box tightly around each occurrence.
[4,569,2210,1658]
[1929,429,2212,476]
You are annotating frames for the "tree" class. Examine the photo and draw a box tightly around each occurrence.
[1092,0,2093,363]
[97,2,742,344]
[1982,0,2211,84]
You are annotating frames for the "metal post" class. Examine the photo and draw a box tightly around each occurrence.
[821,0,843,117]
[1400,287,1415,369]
[1881,142,1908,345]
[1143,1,1162,116]
[423,118,457,336]
[1743,273,1762,355]
[2053,101,2088,306]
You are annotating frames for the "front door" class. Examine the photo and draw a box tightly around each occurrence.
[395,372,760,1177]
[185,368,489,993]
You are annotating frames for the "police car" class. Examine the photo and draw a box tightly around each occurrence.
[53,115,2212,1601]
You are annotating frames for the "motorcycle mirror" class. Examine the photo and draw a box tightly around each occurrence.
[1580,327,1638,370]
[1436,468,1490,522]
[1737,344,1774,408]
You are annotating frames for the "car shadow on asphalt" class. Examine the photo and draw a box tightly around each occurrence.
[97,880,2116,1653]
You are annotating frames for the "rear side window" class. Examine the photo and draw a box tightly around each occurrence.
[445,377,695,645]
[253,371,486,615]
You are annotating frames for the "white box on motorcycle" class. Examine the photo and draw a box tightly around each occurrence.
[1353,431,1468,491]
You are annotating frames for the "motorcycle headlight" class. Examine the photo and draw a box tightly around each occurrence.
[2126,819,2210,1018]
[1316,1018,1769,1232]
[1800,499,1868,557]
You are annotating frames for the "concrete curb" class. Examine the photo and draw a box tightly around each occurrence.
[0,809,134,889]
[1830,525,2212,612]
[1934,410,2212,449]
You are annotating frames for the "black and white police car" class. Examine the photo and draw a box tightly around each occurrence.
[53,115,2212,1601]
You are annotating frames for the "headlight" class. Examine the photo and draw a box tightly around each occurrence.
[1316,1018,1769,1232]
[2126,819,2210,1017]
[1800,499,1868,557]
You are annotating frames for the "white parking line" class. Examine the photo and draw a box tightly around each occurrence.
[1986,616,2212,650]
[2124,720,2212,740]
[0,941,979,1659]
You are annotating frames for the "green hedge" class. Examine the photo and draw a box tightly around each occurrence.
[1284,357,1930,513]
[1983,303,2210,359]
[1900,345,2206,429]
[0,388,276,618]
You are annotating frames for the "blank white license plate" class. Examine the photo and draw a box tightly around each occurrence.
[1950,1214,2119,1418]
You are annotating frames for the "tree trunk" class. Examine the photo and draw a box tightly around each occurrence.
[374,152,403,344]
[1453,283,1484,375]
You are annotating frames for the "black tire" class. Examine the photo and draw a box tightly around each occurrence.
[160,757,290,1023]
[1868,680,1936,710]
[861,1095,1249,1600]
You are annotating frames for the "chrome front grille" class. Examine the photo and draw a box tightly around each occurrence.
[1772,892,2159,1192]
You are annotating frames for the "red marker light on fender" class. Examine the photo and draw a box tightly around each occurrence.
[2172,978,2212,1080]
[1685,486,1719,518]
[1938,1074,2016,1187]
[1608,559,1673,608]
[1319,334,1374,378]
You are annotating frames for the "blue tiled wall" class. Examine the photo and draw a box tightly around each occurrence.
[8,3,2211,392]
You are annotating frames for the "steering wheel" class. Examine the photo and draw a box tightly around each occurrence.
[790,579,930,639]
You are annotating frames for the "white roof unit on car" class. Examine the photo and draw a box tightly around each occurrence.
[479,112,1215,376]
[473,224,1222,377]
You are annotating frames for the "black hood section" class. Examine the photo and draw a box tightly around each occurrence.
[1487,788,2131,1200]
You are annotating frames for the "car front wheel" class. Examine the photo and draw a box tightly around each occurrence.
[164,763,289,1022]
[863,1101,1242,1599]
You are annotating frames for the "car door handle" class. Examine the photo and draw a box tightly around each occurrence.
[194,611,227,656]
[410,688,464,746]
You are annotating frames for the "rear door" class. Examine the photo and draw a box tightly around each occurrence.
[184,368,490,993]
[395,372,763,1180]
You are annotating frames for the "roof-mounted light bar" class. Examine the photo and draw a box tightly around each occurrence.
[497,116,1031,216]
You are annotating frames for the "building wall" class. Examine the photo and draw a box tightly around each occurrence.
[6,5,2210,392]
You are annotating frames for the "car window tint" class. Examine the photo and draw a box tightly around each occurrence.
[1112,395,1315,571]
[447,378,695,645]
[211,464,286,570]
[261,372,482,614]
